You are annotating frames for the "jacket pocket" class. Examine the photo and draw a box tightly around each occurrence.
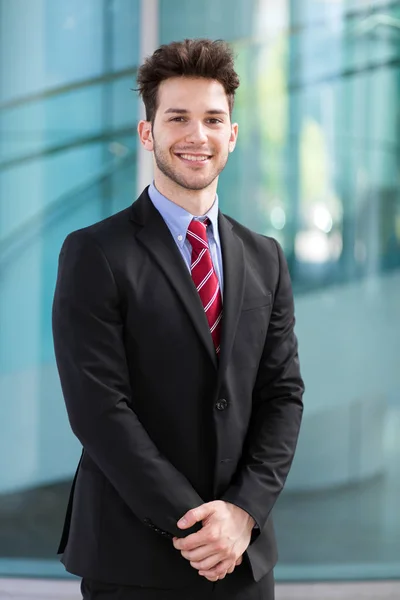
[241,293,272,311]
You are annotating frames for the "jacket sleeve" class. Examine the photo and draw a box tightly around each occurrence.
[52,230,203,538]
[220,239,304,531]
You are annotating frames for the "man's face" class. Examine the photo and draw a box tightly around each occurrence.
[139,77,238,192]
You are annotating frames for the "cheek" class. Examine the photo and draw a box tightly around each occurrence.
[166,133,185,152]
[154,135,172,154]
[222,130,234,146]
[215,138,232,158]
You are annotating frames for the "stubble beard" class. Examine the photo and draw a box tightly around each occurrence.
[152,138,229,192]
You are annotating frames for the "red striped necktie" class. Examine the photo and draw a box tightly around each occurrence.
[187,218,223,356]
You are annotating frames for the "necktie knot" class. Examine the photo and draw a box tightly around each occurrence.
[187,219,209,255]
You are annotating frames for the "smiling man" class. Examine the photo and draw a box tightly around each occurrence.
[52,39,304,600]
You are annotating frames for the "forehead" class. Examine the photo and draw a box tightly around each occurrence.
[157,77,230,113]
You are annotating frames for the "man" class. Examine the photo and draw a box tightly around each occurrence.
[52,39,304,600]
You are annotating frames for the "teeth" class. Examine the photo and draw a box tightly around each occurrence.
[180,154,209,162]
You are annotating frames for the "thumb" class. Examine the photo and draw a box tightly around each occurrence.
[177,502,216,530]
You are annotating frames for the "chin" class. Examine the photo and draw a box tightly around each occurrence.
[179,177,215,191]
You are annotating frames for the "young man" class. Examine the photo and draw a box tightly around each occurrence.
[52,39,304,600]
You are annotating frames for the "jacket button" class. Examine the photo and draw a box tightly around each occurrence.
[216,399,228,411]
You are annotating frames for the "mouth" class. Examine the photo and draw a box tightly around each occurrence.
[174,153,212,166]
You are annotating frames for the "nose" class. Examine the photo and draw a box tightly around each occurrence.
[184,120,208,144]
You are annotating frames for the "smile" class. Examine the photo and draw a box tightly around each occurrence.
[175,153,212,163]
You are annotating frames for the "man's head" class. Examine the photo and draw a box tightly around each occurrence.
[136,39,240,197]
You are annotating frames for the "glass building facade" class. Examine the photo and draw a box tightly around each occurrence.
[0,0,399,582]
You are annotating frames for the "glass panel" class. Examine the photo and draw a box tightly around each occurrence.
[0,0,139,579]
[111,0,141,71]
[0,0,104,104]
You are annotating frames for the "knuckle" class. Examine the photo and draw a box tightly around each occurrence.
[208,531,219,543]
[220,545,230,557]
[191,509,199,521]
[216,563,228,576]
[217,568,226,577]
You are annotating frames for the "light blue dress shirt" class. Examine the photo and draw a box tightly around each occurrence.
[148,182,224,296]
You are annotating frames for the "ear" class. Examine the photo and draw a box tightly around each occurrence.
[137,120,154,151]
[229,122,238,153]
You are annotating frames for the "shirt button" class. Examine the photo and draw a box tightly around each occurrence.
[215,399,228,411]
[177,235,183,241]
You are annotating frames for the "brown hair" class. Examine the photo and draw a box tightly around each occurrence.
[136,39,240,122]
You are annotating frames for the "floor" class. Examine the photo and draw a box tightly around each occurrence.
[1,577,400,600]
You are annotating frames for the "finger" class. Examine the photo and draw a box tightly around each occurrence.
[173,531,205,551]
[177,502,217,530]
[199,559,232,579]
[226,564,235,574]
[236,556,243,566]
[174,527,218,552]
[190,553,222,572]
[181,546,216,562]
[202,573,219,582]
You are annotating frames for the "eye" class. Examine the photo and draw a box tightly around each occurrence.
[207,118,223,124]
[170,117,186,122]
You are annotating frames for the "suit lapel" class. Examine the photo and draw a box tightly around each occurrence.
[131,190,218,369]
[217,213,245,384]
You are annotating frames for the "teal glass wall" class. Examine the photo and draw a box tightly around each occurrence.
[0,0,139,577]
[1,0,399,583]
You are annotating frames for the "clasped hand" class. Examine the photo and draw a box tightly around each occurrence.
[172,500,255,582]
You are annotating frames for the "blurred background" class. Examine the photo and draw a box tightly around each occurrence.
[0,0,399,591]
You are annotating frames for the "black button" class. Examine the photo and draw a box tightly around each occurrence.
[215,399,228,411]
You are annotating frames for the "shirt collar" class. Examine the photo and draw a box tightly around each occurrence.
[148,182,220,249]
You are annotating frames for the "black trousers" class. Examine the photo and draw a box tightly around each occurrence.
[81,565,274,600]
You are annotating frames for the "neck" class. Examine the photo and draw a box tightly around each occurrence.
[153,171,218,216]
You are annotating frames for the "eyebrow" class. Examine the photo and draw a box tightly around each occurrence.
[164,108,228,116]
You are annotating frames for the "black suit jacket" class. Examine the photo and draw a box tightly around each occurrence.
[52,187,304,587]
